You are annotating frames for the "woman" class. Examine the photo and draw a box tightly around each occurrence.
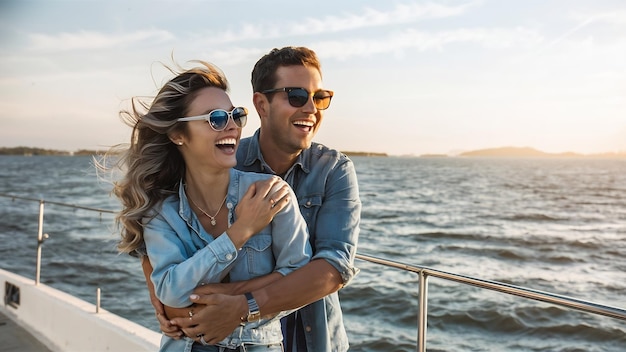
[108,61,311,352]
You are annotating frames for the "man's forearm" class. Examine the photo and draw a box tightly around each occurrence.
[141,256,164,313]
[164,304,192,319]
[193,272,283,296]
[252,259,343,316]
[141,256,153,290]
[165,272,284,319]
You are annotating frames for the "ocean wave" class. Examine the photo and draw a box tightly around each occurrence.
[505,213,564,222]
[4,156,626,351]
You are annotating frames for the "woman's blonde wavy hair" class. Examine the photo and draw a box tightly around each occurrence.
[101,60,229,254]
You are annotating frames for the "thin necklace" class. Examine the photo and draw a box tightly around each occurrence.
[187,192,227,226]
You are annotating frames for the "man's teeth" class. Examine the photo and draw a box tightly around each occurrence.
[294,121,314,127]
[216,138,236,145]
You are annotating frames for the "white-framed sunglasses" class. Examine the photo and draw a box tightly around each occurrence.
[177,107,248,131]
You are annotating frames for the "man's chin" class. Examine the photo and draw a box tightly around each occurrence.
[297,141,313,151]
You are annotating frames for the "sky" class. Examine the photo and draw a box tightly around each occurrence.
[0,0,624,156]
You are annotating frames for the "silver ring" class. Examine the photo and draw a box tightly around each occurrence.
[200,335,209,346]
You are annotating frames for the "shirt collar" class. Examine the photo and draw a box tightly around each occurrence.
[177,181,193,220]
[242,129,310,175]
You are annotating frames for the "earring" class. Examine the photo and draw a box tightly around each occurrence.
[178,142,183,145]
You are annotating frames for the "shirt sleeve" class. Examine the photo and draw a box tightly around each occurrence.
[144,213,238,308]
[270,183,312,277]
[311,158,361,286]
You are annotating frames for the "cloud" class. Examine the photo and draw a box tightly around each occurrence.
[314,26,543,60]
[18,1,484,60]
[289,1,479,34]
[27,29,175,52]
[183,23,543,67]
[570,9,626,26]
[186,1,480,44]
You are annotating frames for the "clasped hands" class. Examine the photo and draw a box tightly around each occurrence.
[154,177,290,344]
[157,288,248,345]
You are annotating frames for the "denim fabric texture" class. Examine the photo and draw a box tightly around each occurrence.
[193,342,284,352]
[236,129,361,352]
[144,168,311,352]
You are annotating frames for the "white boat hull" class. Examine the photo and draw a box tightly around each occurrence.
[0,268,160,352]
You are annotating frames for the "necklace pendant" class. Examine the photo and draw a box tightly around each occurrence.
[186,188,226,227]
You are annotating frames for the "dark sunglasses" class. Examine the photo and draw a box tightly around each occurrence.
[261,87,334,110]
[177,107,248,131]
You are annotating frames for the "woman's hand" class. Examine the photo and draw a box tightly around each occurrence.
[226,176,290,248]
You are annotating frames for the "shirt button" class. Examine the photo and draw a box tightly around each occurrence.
[306,201,311,206]
[226,253,233,260]
[305,326,312,332]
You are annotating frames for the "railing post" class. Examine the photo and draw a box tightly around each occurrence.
[417,270,428,352]
[35,199,45,285]
[96,287,101,313]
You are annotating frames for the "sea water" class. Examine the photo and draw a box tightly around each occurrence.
[1,155,625,351]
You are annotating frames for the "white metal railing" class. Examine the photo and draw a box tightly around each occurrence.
[0,193,115,288]
[2,193,626,351]
[355,253,626,351]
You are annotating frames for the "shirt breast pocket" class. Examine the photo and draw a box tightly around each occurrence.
[237,233,274,278]
[298,195,322,223]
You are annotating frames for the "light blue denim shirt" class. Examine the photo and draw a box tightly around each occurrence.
[143,168,311,352]
[237,129,361,352]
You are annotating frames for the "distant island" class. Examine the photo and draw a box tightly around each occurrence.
[1,146,388,157]
[419,153,449,158]
[456,146,626,158]
[0,147,105,156]
[342,151,388,157]
[2,146,625,158]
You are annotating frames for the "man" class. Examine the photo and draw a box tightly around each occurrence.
[160,46,361,351]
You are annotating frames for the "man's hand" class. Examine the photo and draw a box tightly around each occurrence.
[150,288,184,339]
[169,293,247,345]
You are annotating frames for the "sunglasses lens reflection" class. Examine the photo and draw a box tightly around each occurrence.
[285,88,332,110]
[232,107,247,128]
[313,93,332,110]
[287,89,309,107]
[209,111,229,130]
[209,108,248,131]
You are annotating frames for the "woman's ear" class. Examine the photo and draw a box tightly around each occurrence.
[168,133,184,146]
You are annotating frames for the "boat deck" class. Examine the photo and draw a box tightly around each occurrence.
[0,310,52,352]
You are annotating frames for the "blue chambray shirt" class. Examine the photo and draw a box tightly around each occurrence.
[144,168,311,352]
[236,129,361,352]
